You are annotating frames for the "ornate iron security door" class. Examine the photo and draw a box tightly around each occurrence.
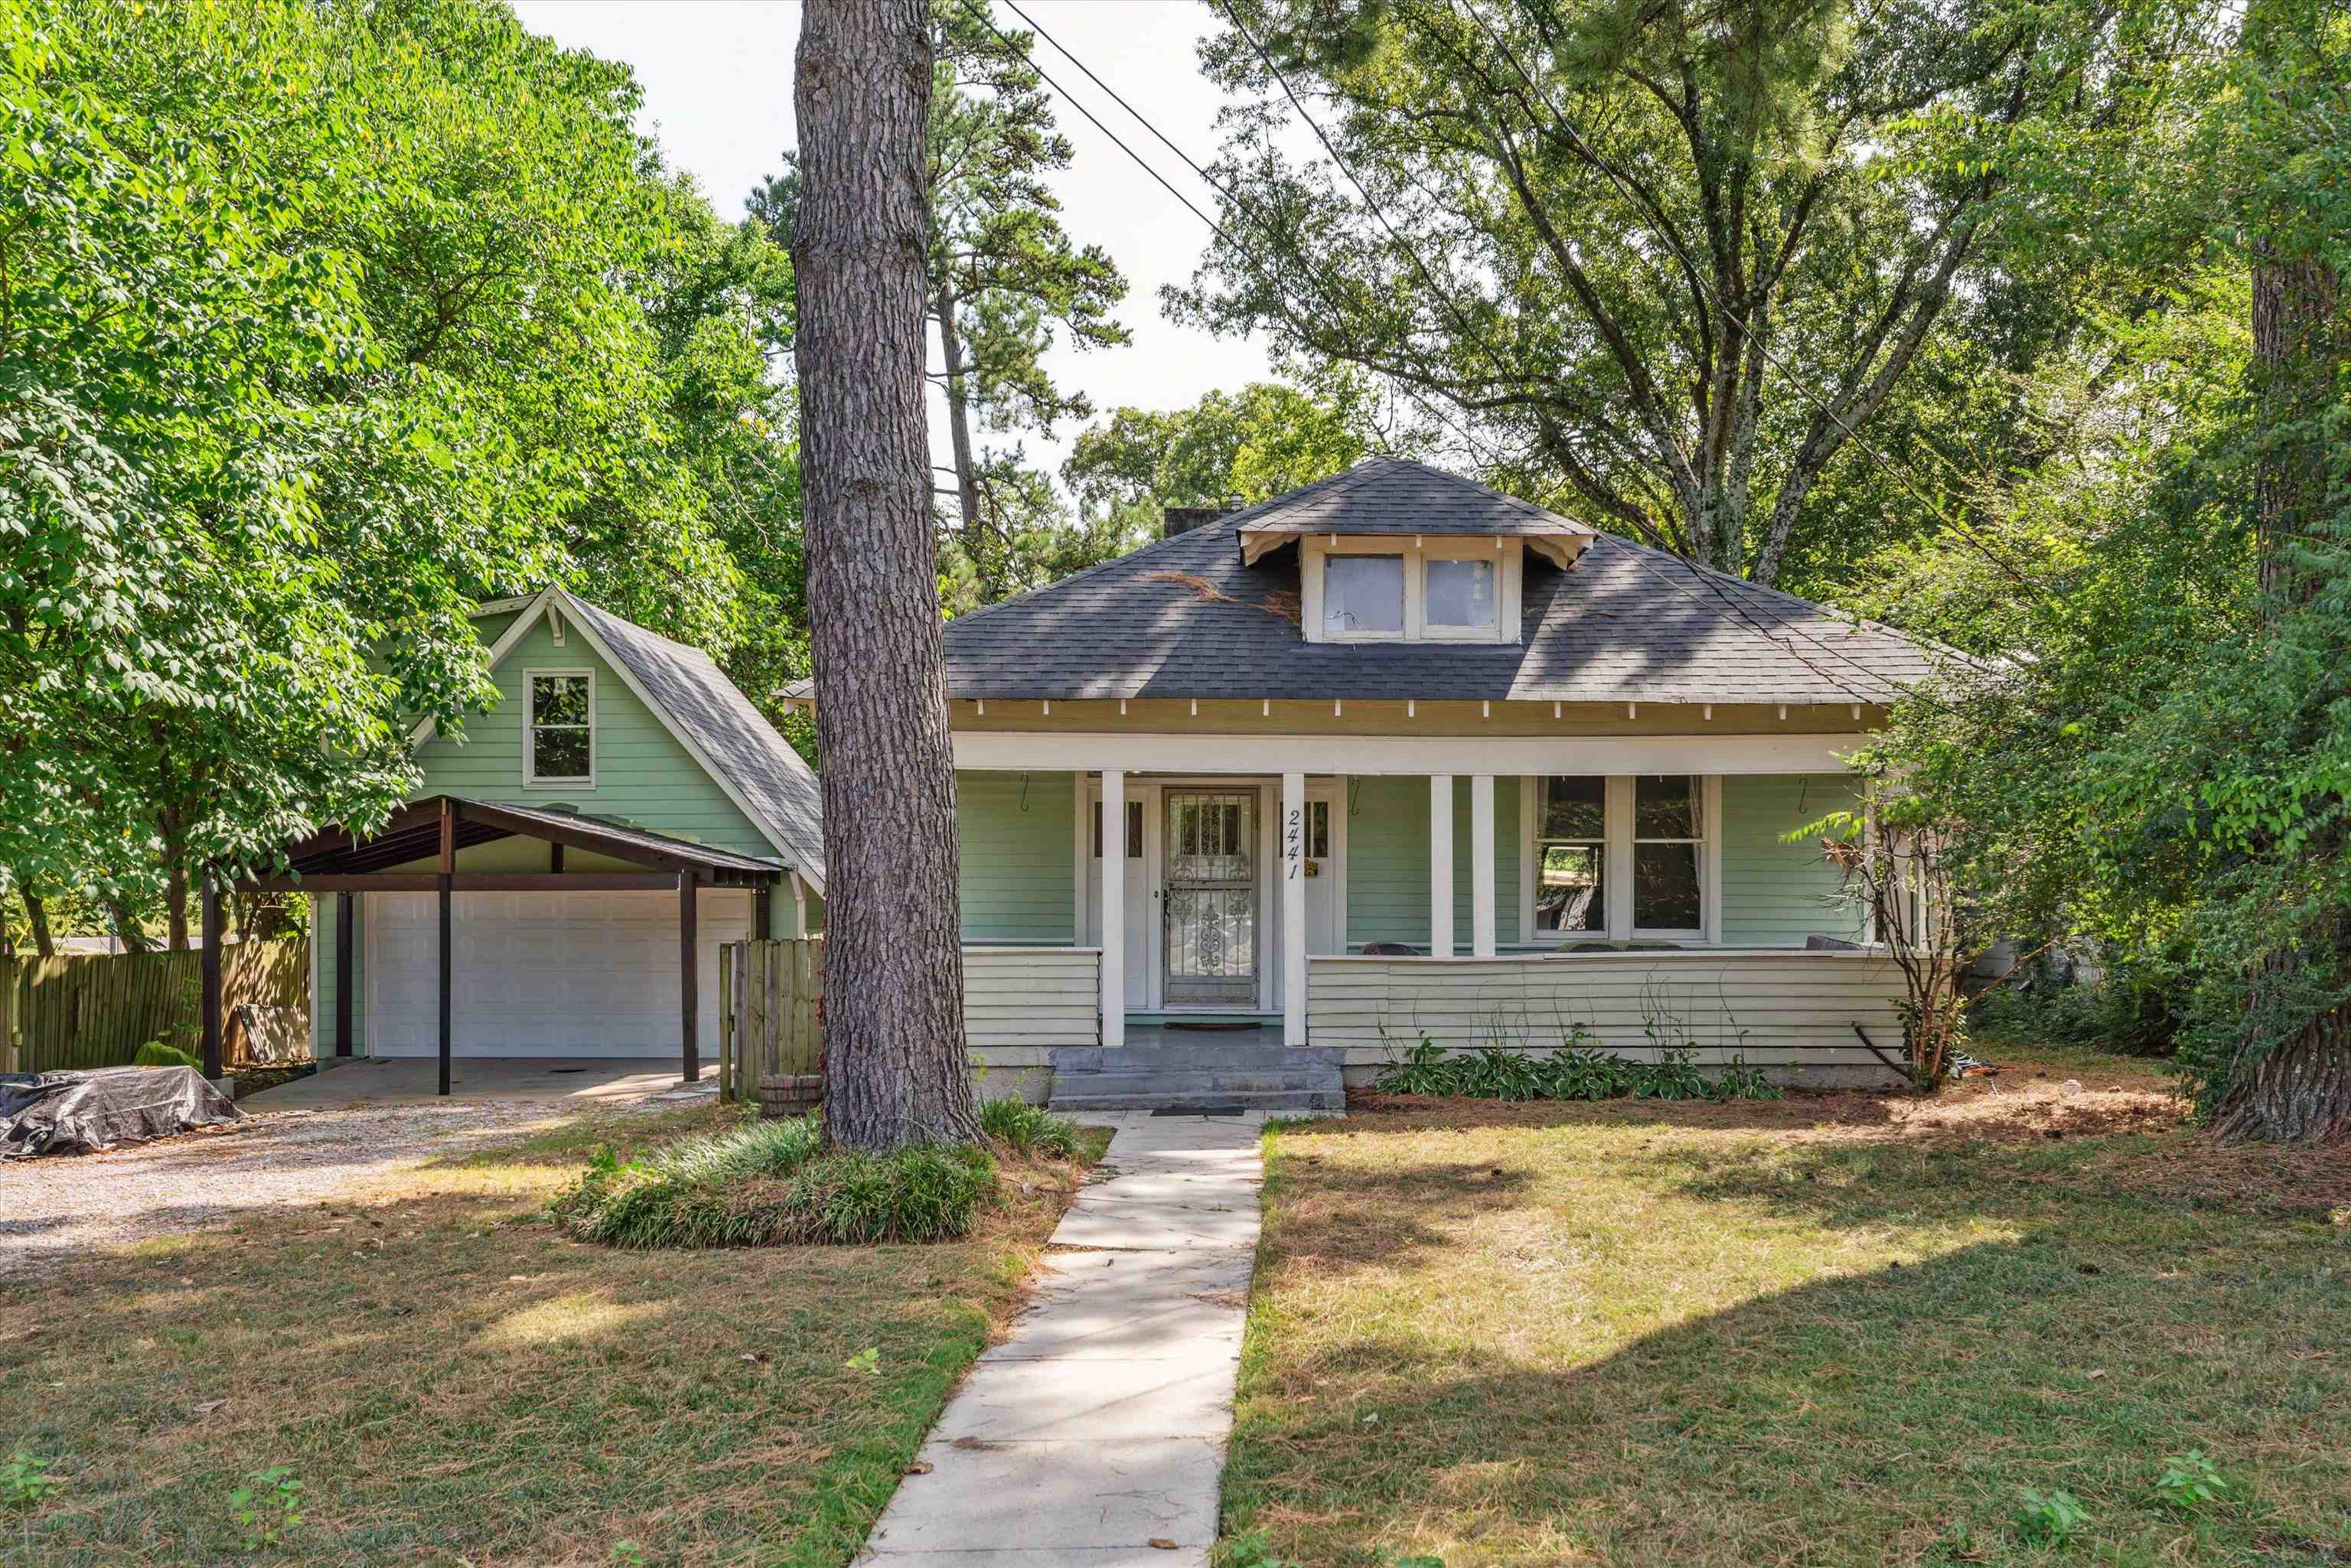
[1162,790,1257,1006]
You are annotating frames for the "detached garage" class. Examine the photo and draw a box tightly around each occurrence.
[202,588,827,1092]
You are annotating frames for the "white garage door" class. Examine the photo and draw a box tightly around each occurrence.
[366,888,752,1058]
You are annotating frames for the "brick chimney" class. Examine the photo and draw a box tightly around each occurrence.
[1161,503,1239,539]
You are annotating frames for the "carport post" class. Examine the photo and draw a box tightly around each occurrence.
[334,893,354,1058]
[436,874,452,1097]
[200,874,224,1081]
[438,797,455,1097]
[679,870,699,1083]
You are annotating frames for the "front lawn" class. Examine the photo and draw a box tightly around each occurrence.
[0,1103,1109,1566]
[1222,1048,2351,1566]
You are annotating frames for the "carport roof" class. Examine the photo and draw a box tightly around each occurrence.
[272,795,782,882]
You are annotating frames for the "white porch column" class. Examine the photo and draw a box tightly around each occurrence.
[1281,771,1307,1045]
[1100,769,1125,1048]
[1470,773,1496,957]
[1428,774,1455,958]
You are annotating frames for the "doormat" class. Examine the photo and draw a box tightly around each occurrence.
[1151,1102,1247,1117]
[1163,1020,1265,1032]
[546,1068,589,1074]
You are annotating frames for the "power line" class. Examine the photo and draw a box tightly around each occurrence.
[963,0,1958,709]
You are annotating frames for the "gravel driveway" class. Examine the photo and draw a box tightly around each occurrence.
[0,1100,587,1276]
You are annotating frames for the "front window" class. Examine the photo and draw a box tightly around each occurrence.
[1322,554,1405,637]
[528,673,592,783]
[1535,776,1606,934]
[1423,557,1496,632]
[1633,774,1702,930]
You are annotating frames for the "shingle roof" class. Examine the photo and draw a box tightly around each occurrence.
[558,592,827,890]
[1231,458,1593,562]
[908,460,1943,706]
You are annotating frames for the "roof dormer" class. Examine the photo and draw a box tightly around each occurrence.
[1233,459,1596,646]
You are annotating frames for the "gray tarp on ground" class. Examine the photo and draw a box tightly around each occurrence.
[0,1067,243,1157]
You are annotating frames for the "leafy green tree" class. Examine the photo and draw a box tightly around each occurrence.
[1850,0,2351,1140]
[752,1,1128,605]
[1061,377,1403,518]
[4,0,813,935]
[1173,0,2211,585]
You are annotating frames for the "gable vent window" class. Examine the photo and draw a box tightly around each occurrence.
[527,672,593,784]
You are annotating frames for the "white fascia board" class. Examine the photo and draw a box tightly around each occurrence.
[470,595,541,618]
[954,730,1870,776]
[406,587,559,751]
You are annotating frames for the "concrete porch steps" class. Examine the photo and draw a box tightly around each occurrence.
[1048,1037,1346,1114]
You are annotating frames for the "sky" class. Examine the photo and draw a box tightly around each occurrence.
[510,0,1278,491]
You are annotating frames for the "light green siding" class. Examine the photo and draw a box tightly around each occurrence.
[414,619,776,857]
[1718,773,1865,946]
[316,615,787,1049]
[957,770,1077,943]
[311,895,364,1055]
[1343,776,1521,949]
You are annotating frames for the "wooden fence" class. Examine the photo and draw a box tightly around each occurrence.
[718,939,823,1105]
[0,939,309,1074]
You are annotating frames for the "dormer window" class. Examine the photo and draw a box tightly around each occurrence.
[1423,556,1496,634]
[1305,536,1523,644]
[1322,554,1406,637]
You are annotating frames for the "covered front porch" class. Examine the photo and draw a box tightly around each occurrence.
[952,729,1908,1076]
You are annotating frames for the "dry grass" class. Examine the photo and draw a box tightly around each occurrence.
[0,1103,1110,1566]
[1225,1045,2351,1566]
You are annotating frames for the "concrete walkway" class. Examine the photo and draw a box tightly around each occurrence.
[240,1056,699,1107]
[860,1110,1268,1568]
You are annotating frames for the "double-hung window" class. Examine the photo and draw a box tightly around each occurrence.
[527,672,593,785]
[1531,774,1710,940]
[1632,774,1703,934]
[1534,776,1606,934]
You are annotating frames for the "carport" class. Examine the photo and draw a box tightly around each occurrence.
[205,795,782,1094]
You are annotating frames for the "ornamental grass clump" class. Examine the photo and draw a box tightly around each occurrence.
[976,1096,1084,1159]
[553,1117,996,1248]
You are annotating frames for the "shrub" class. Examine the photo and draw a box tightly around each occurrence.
[1631,1048,1710,1100]
[133,1040,202,1069]
[1375,1040,1785,1103]
[977,1097,1082,1158]
[552,1117,996,1248]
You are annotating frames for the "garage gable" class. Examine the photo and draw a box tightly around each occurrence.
[414,613,777,862]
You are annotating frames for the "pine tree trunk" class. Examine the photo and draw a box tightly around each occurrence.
[792,0,982,1153]
[934,281,996,596]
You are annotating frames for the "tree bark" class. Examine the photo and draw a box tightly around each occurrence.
[2215,0,2351,1143]
[21,889,53,960]
[792,0,982,1153]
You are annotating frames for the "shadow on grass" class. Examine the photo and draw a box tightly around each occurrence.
[1225,1211,2351,1567]
[0,1123,1090,1568]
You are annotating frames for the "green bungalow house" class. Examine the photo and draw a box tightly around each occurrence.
[288,587,824,1085]
[787,458,1938,1111]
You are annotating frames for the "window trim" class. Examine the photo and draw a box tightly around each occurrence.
[523,667,596,788]
[1301,534,1524,645]
[1524,773,1720,945]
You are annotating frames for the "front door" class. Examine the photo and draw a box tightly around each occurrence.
[1163,789,1257,1006]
